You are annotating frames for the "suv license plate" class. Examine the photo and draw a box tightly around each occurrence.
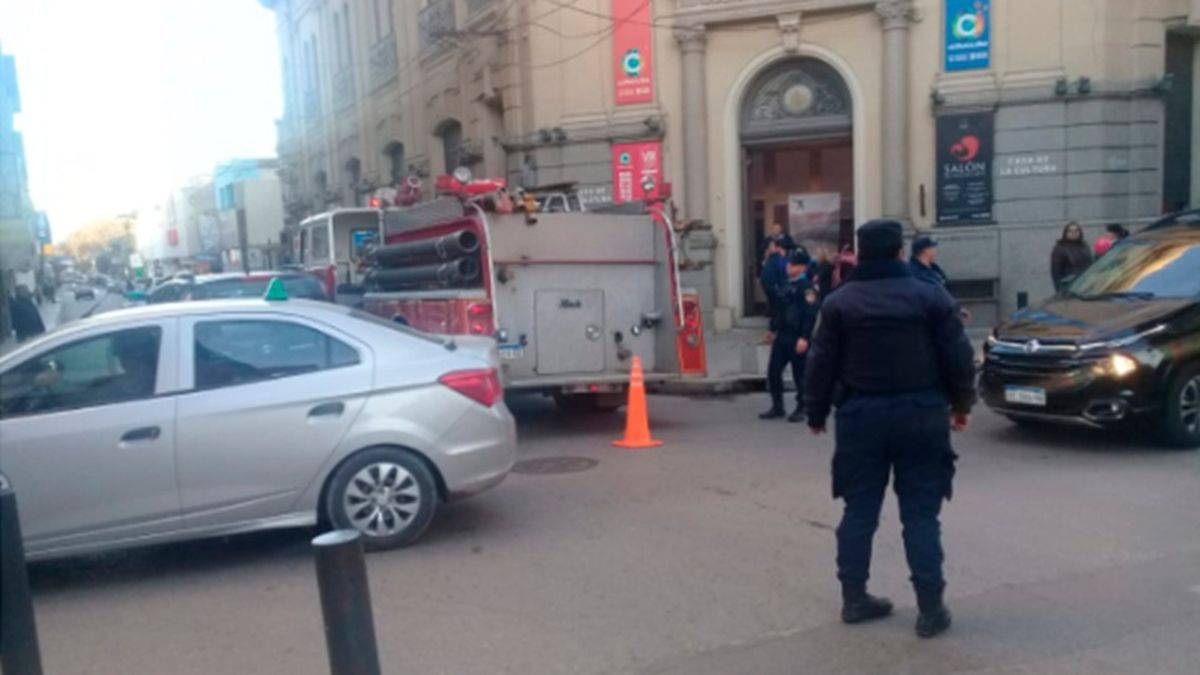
[1005,386,1047,406]
[499,346,525,360]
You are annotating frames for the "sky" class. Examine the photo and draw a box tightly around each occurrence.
[0,0,283,241]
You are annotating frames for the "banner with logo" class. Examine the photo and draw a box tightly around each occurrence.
[944,0,990,71]
[936,112,994,224]
[612,141,662,202]
[613,0,654,105]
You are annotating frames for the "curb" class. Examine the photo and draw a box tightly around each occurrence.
[652,375,765,397]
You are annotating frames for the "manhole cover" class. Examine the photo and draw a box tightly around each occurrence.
[512,456,599,475]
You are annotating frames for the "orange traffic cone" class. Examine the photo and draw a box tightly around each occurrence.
[613,356,662,449]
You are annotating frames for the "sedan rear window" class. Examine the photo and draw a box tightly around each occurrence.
[194,320,359,390]
[194,276,329,301]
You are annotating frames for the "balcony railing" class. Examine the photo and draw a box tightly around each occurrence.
[419,0,456,53]
[465,0,496,16]
[368,35,398,90]
[332,68,355,108]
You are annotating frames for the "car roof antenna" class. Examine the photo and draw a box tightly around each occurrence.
[264,277,289,301]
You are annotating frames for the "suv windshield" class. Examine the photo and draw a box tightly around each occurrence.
[1068,237,1200,299]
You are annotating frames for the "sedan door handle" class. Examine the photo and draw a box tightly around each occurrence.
[120,426,161,443]
[308,402,345,418]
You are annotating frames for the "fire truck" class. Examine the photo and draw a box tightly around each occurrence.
[295,173,706,409]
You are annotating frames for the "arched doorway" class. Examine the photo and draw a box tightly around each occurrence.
[739,57,854,315]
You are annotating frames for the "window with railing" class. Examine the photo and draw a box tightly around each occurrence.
[419,0,456,53]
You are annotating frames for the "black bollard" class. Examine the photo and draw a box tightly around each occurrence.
[0,487,44,675]
[312,530,382,675]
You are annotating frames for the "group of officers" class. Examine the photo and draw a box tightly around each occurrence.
[758,220,976,639]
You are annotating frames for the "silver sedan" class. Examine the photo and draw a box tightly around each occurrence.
[0,298,516,561]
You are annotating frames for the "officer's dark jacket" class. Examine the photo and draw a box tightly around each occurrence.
[760,253,787,299]
[803,259,976,426]
[768,275,818,337]
[909,259,948,287]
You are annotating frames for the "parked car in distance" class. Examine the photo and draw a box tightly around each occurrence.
[73,284,96,301]
[146,272,330,304]
[981,210,1200,448]
[0,294,516,561]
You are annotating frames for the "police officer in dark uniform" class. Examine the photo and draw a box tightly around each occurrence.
[760,248,819,423]
[909,236,948,288]
[803,220,976,638]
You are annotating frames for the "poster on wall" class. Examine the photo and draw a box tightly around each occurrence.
[787,193,842,251]
[612,141,662,203]
[936,112,994,225]
[612,0,654,105]
[944,0,990,71]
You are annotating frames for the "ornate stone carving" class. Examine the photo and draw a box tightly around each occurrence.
[676,0,874,25]
[741,58,851,137]
[673,24,707,53]
[777,12,802,54]
[875,0,917,31]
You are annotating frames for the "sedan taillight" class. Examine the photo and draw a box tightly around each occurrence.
[439,368,503,407]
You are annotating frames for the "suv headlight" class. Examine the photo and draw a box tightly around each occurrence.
[1107,353,1138,378]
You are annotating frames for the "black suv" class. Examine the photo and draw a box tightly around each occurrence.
[981,210,1200,448]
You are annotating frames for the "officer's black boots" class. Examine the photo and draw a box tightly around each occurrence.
[840,591,894,624]
[787,407,805,423]
[759,406,785,420]
[915,592,952,638]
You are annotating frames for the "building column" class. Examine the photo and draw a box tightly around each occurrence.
[876,1,917,222]
[675,25,709,223]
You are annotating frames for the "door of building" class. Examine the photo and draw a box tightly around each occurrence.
[739,57,855,316]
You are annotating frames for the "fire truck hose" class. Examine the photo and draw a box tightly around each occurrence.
[371,229,480,267]
[367,257,480,290]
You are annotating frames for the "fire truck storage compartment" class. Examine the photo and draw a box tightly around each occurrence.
[534,290,605,375]
[489,211,672,383]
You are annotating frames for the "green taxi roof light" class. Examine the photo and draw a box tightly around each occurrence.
[264,277,289,301]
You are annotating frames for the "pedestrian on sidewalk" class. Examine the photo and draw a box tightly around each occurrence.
[1093,223,1130,258]
[1050,221,1092,291]
[764,222,796,253]
[813,248,836,302]
[804,220,976,638]
[760,248,819,423]
[11,285,46,343]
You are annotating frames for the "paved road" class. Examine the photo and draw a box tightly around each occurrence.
[25,394,1200,675]
[58,288,123,324]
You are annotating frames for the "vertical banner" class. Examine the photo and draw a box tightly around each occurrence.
[613,0,654,105]
[944,0,990,71]
[612,141,662,202]
[936,112,994,224]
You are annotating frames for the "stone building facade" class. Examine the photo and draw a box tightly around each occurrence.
[262,0,1200,330]
[0,47,37,342]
